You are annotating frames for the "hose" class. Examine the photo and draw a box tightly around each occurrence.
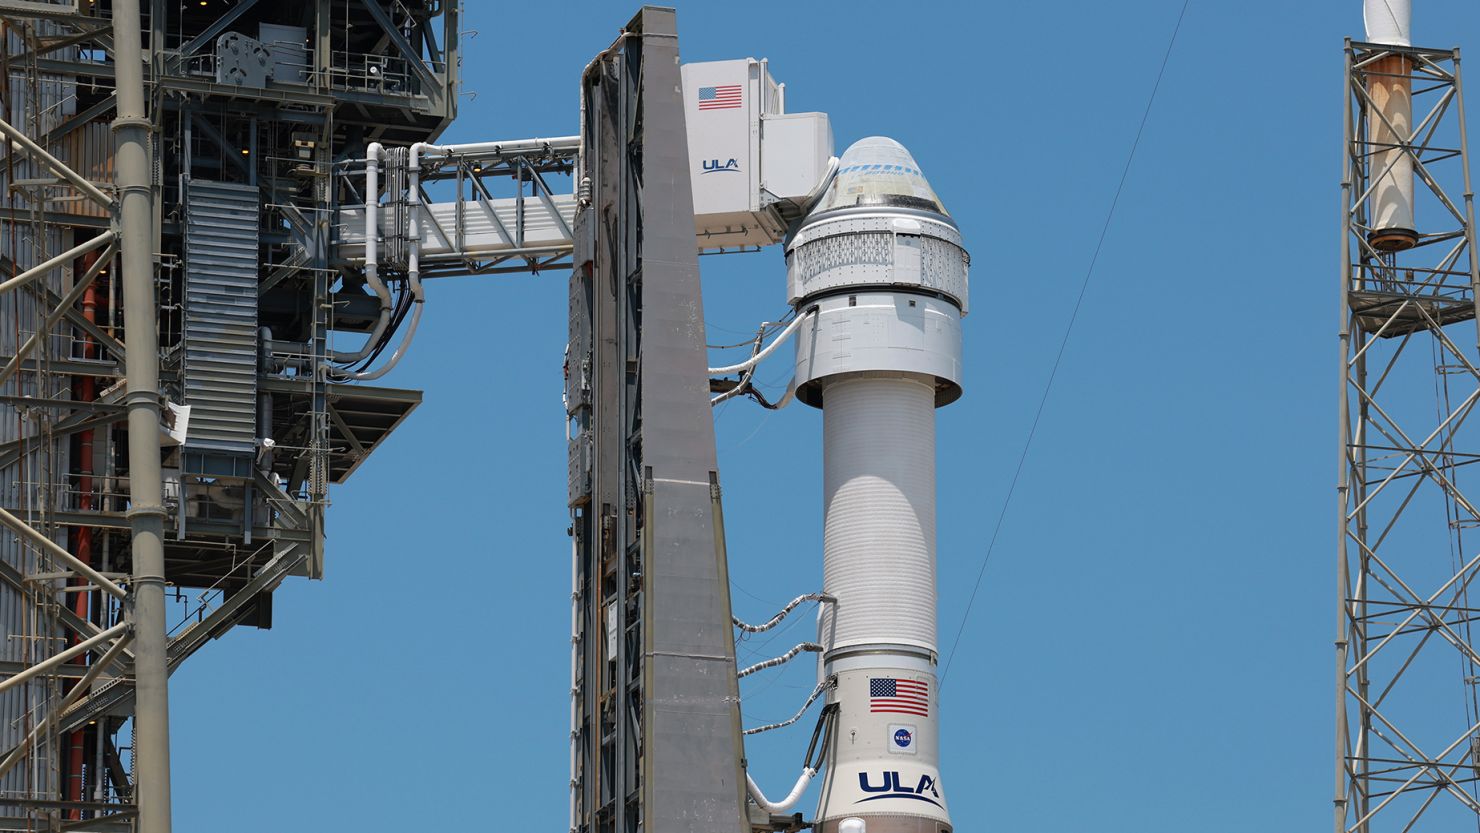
[333,142,428,381]
[737,642,822,679]
[707,307,815,376]
[329,143,395,365]
[734,593,835,633]
[746,767,815,814]
[743,676,835,736]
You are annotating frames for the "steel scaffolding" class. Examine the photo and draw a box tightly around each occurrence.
[0,2,457,830]
[1336,39,1480,833]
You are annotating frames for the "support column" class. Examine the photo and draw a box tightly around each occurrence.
[111,2,171,832]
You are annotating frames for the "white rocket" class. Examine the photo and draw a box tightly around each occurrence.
[789,137,969,833]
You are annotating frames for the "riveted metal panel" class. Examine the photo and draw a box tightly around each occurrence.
[183,180,260,455]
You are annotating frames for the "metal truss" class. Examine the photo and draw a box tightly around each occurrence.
[567,9,748,833]
[370,137,578,278]
[1337,40,1480,833]
[0,2,456,831]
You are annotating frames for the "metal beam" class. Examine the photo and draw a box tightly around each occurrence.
[0,115,114,209]
[0,631,133,783]
[0,409,123,470]
[42,93,117,146]
[166,544,305,670]
[19,272,127,361]
[0,231,114,295]
[187,112,251,178]
[0,238,115,389]
[356,0,441,103]
[0,507,127,599]
[0,622,128,697]
[173,0,259,59]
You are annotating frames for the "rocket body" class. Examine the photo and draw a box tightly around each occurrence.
[787,137,968,833]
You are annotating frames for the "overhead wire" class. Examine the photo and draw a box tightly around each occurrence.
[939,0,1192,686]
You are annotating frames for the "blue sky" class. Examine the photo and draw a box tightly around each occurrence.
[167,2,1480,830]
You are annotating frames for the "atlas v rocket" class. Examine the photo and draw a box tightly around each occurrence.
[792,137,968,833]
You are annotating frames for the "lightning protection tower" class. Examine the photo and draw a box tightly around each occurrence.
[1335,19,1480,833]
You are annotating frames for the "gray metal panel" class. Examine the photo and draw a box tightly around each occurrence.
[632,8,749,831]
[258,23,309,85]
[183,180,260,455]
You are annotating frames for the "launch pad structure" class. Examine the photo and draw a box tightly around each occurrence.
[0,0,973,825]
[0,0,459,830]
[5,1,1480,833]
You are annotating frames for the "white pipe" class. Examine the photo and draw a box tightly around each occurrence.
[708,310,815,376]
[746,767,816,814]
[1364,0,1411,46]
[336,293,422,381]
[330,143,394,365]
[414,135,581,163]
[336,142,426,381]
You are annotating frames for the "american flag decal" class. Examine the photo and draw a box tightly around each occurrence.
[870,678,929,717]
[698,84,742,110]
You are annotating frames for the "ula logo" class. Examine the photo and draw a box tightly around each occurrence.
[702,158,741,174]
[856,771,942,808]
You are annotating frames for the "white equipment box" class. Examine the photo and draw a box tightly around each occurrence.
[681,59,833,249]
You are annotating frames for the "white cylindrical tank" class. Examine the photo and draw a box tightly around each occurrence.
[1364,0,1416,251]
[1364,0,1411,45]
[788,137,966,833]
[821,377,937,654]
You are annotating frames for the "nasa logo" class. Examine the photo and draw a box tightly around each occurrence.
[887,723,917,755]
[702,158,741,175]
[855,771,943,808]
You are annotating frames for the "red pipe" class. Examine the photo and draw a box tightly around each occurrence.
[64,247,99,818]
